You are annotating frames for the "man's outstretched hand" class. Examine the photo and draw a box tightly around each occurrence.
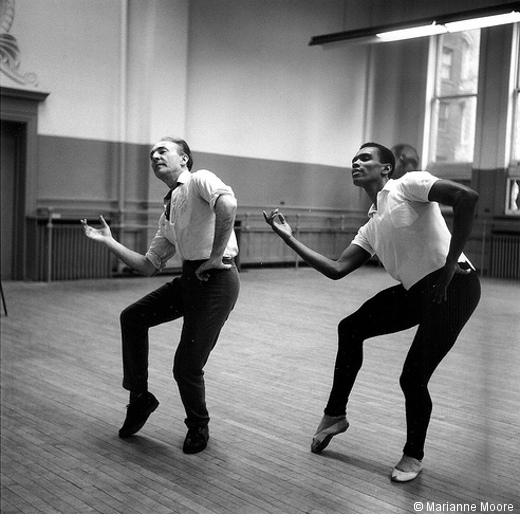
[81,215,112,242]
[263,208,293,242]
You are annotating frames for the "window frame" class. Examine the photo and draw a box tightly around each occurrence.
[505,23,520,216]
[423,31,481,181]
[509,23,520,171]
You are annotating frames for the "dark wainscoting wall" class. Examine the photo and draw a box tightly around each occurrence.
[25,135,519,280]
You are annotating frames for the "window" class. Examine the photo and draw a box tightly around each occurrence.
[438,102,449,132]
[514,94,520,163]
[441,47,453,80]
[506,178,520,214]
[512,27,520,164]
[427,30,481,168]
[507,24,520,216]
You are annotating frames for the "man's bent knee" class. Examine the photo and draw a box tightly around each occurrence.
[120,303,144,328]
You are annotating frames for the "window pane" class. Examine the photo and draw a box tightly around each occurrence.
[436,30,480,96]
[514,92,520,162]
[431,96,478,162]
[507,179,520,212]
[430,29,481,165]
[441,47,453,80]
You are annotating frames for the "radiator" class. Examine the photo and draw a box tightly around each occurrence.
[34,221,112,280]
[490,234,520,280]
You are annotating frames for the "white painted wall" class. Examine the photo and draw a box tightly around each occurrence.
[126,0,189,144]
[1,0,189,144]
[185,0,369,167]
[4,0,123,140]
[2,0,514,166]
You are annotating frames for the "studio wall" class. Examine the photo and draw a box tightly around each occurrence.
[1,0,518,279]
[1,0,372,220]
[4,0,514,215]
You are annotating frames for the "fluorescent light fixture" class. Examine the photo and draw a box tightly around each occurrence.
[309,2,520,46]
[376,12,520,42]
[445,11,520,32]
[376,22,447,42]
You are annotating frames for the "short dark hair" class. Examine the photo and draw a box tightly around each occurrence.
[360,142,395,178]
[160,136,194,170]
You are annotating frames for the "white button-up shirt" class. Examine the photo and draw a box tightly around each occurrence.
[146,169,239,270]
[352,171,471,290]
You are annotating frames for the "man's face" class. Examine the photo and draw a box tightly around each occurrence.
[351,147,388,186]
[149,141,186,179]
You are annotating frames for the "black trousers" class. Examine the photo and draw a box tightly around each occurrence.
[120,260,240,428]
[324,268,481,460]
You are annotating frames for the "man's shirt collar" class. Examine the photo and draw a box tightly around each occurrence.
[163,169,191,201]
[368,179,395,218]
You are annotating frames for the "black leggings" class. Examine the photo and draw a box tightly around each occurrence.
[324,269,481,460]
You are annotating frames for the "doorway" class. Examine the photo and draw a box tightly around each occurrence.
[1,120,25,280]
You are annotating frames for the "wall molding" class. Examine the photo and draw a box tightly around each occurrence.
[0,0,40,87]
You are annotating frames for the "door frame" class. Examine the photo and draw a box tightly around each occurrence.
[1,87,49,279]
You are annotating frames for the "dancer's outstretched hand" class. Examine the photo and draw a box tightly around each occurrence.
[263,208,293,241]
[81,215,112,242]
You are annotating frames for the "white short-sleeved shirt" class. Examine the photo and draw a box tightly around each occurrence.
[146,169,239,270]
[352,171,471,290]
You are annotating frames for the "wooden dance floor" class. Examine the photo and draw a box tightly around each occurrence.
[1,267,519,513]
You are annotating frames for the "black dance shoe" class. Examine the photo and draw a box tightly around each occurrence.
[183,426,209,454]
[118,392,159,438]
